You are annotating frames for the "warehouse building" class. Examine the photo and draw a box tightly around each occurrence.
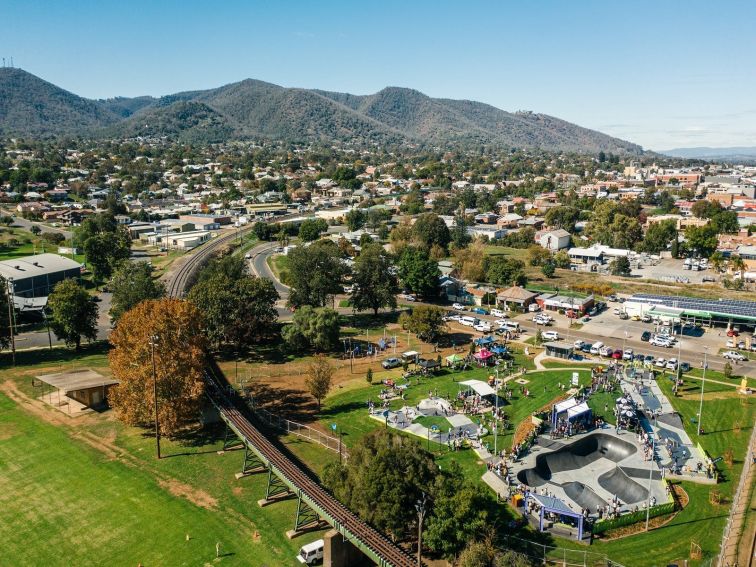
[0,253,82,299]
[624,293,756,330]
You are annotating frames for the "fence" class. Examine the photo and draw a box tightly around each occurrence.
[716,418,756,566]
[503,535,627,567]
[249,403,348,459]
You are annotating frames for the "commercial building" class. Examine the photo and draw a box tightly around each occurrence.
[624,293,756,330]
[0,253,82,299]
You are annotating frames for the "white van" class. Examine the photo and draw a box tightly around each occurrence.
[490,308,505,318]
[297,539,324,564]
[460,316,477,327]
[589,341,604,355]
[502,321,520,331]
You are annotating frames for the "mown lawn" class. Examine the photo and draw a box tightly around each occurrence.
[0,346,332,567]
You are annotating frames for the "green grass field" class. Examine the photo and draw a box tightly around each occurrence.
[0,345,333,566]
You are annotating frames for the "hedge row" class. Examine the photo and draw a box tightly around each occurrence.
[592,501,676,534]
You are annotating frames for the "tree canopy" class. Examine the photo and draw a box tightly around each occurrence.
[109,261,166,323]
[109,298,207,437]
[287,241,349,307]
[412,212,451,252]
[47,279,98,350]
[350,243,398,315]
[75,212,131,282]
[282,305,340,352]
[298,218,329,242]
[397,247,440,299]
[398,305,447,342]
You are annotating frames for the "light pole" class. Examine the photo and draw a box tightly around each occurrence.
[698,348,708,436]
[494,368,499,458]
[5,277,15,366]
[415,492,428,567]
[149,335,161,459]
[645,435,656,531]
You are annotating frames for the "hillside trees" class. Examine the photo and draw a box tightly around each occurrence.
[350,243,398,315]
[108,298,206,436]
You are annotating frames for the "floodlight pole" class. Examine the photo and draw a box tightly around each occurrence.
[698,349,708,436]
[5,277,15,366]
[415,492,428,567]
[645,435,655,531]
[150,335,161,459]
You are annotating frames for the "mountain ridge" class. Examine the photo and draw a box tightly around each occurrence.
[0,67,643,153]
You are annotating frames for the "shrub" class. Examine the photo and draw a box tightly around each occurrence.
[592,501,676,534]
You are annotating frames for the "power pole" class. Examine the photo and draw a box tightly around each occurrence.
[150,335,161,459]
[6,278,15,366]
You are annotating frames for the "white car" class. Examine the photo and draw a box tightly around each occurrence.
[490,308,505,318]
[726,339,735,348]
[723,351,747,361]
[528,304,541,312]
[445,313,461,322]
[533,316,551,325]
[474,322,492,333]
[452,303,465,311]
[654,358,666,368]
[573,339,585,349]
[666,358,678,370]
[542,331,560,341]
[622,349,633,360]
[494,319,509,327]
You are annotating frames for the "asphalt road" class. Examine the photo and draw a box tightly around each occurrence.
[1,211,74,240]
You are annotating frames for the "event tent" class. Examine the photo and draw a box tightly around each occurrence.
[459,379,496,397]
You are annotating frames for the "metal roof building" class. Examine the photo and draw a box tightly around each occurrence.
[0,253,82,299]
[626,293,756,328]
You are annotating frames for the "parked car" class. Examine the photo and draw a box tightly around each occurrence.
[471,307,488,315]
[573,339,585,349]
[613,308,621,315]
[608,294,618,302]
[580,343,592,353]
[401,293,416,301]
[533,316,551,325]
[599,346,613,357]
[382,357,401,369]
[297,539,324,565]
[611,350,623,359]
[494,319,509,327]
[723,351,747,361]
[542,331,560,341]
[737,341,746,350]
[633,353,646,362]
[679,362,691,373]
[622,349,633,360]
[727,328,739,337]
[528,303,541,312]
[641,314,652,323]
[474,322,492,332]
[641,331,652,342]
[445,313,461,322]
[654,357,666,368]
[490,308,505,318]
[726,339,735,348]
[452,303,465,311]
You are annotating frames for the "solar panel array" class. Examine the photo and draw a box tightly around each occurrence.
[630,293,756,321]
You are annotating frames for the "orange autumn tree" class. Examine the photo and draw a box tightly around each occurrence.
[108,298,207,436]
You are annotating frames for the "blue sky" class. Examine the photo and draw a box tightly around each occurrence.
[4,0,756,150]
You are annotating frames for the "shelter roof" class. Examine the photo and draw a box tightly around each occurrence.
[36,369,119,394]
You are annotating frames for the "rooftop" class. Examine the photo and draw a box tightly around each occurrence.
[0,253,82,281]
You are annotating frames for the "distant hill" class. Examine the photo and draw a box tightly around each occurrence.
[0,68,644,153]
[0,68,120,137]
[660,146,756,161]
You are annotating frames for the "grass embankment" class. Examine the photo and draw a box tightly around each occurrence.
[266,254,289,283]
[0,345,332,566]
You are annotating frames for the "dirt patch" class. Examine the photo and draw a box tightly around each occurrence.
[158,478,218,509]
[0,422,19,440]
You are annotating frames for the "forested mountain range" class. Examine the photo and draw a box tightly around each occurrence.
[0,68,643,153]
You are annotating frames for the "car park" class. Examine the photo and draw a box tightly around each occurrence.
[542,331,559,341]
[723,351,747,361]
[382,357,401,369]
[452,303,465,311]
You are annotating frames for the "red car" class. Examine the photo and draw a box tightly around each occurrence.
[727,329,739,337]
[611,350,623,359]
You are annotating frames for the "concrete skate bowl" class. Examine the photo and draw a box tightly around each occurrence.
[517,434,648,507]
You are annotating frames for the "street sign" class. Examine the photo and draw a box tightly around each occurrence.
[330,423,337,431]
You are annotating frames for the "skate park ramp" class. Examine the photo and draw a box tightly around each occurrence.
[517,433,637,487]
[598,466,649,504]
[562,481,608,510]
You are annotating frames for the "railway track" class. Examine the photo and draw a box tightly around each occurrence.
[165,226,253,298]
[206,371,417,567]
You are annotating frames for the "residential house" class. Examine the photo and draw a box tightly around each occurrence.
[537,228,571,251]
